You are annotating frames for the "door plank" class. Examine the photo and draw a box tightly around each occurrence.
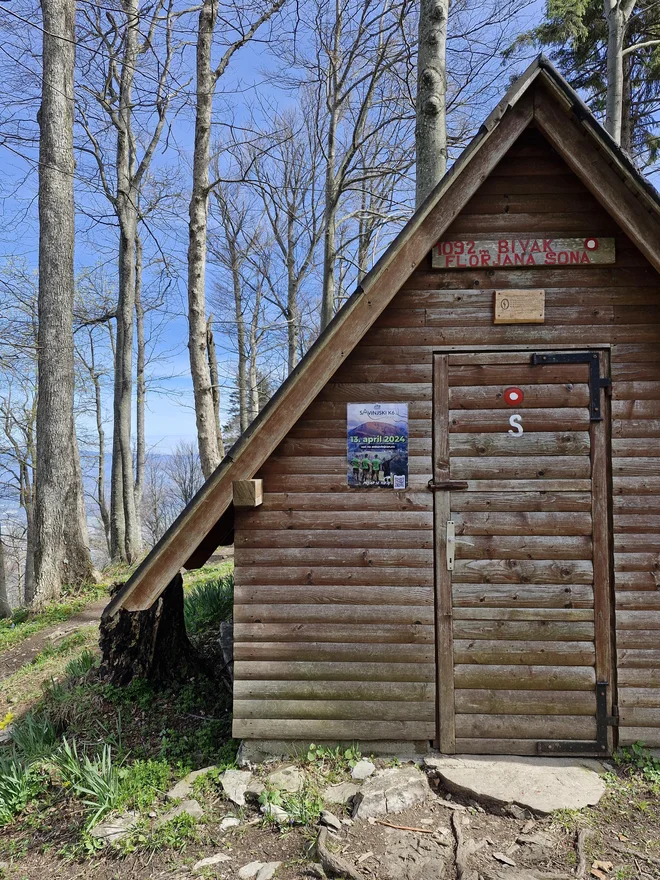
[433,354,456,753]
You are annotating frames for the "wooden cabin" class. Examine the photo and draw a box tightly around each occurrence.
[107,58,660,757]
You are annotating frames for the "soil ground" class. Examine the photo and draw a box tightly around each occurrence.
[1,563,659,880]
[0,598,107,682]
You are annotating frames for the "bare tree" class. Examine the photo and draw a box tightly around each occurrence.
[416,0,449,204]
[251,106,324,374]
[77,0,180,562]
[277,0,415,330]
[187,0,286,479]
[140,453,177,545]
[166,440,204,507]
[0,522,10,618]
[211,182,275,433]
[34,0,94,601]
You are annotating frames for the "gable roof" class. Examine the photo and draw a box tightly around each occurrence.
[105,55,660,617]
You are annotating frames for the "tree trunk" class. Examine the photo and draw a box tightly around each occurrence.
[99,573,202,685]
[0,523,10,618]
[415,0,449,206]
[320,137,338,331]
[134,231,145,545]
[34,0,94,601]
[620,48,633,154]
[24,488,36,604]
[92,356,112,557]
[188,0,222,480]
[285,202,301,374]
[206,316,225,458]
[605,0,626,144]
[110,0,140,563]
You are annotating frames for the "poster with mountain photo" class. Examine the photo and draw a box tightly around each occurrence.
[347,403,408,489]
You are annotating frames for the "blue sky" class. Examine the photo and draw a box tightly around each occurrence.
[0,0,556,454]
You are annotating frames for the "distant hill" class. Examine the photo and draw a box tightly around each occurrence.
[350,420,405,438]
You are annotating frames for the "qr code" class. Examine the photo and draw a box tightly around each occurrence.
[393,475,406,490]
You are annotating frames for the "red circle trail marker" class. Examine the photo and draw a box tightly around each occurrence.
[503,387,524,406]
[584,237,598,250]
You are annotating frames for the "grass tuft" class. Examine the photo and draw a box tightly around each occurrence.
[184,572,234,634]
[52,738,121,830]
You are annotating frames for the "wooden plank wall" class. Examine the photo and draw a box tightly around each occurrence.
[232,125,660,748]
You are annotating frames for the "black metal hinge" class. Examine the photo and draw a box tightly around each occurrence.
[531,351,611,421]
[537,681,610,755]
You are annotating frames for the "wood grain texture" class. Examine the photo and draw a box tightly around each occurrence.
[229,115,660,749]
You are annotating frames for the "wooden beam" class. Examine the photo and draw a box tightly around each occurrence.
[533,86,660,276]
[433,354,456,754]
[233,479,263,508]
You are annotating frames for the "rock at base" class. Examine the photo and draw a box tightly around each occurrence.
[320,810,343,832]
[266,764,305,793]
[351,760,376,780]
[90,811,138,844]
[352,767,431,819]
[220,768,255,806]
[260,802,290,824]
[424,755,606,815]
[193,852,232,871]
[167,766,217,800]
[324,781,361,807]
[157,798,204,826]
[238,861,282,880]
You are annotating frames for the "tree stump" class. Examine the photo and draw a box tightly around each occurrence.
[99,572,201,686]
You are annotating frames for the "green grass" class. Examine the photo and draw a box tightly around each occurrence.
[0,584,107,654]
[184,571,234,634]
[183,559,233,592]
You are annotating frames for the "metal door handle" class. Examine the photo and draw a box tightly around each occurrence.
[446,520,455,571]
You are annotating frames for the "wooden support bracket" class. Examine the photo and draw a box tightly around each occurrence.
[232,479,263,508]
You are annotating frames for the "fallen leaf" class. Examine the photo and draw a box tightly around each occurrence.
[592,861,613,872]
[590,871,606,880]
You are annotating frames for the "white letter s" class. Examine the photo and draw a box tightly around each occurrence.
[508,414,523,436]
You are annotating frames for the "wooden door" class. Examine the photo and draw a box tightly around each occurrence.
[433,350,613,756]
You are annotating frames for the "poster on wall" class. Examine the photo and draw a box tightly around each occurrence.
[347,403,408,489]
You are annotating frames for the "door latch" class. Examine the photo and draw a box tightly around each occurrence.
[446,520,455,571]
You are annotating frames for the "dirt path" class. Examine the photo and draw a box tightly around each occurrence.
[0,597,108,682]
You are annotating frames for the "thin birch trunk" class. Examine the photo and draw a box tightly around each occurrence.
[24,472,36,604]
[248,294,261,422]
[187,0,284,475]
[35,0,94,601]
[605,0,626,144]
[285,211,300,374]
[234,267,249,433]
[134,231,145,546]
[110,0,140,563]
[415,0,449,206]
[188,0,222,479]
[206,316,225,458]
[0,523,10,618]
[320,105,338,330]
[88,337,111,556]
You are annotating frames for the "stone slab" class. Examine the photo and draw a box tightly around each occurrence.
[157,798,204,826]
[167,766,217,800]
[424,755,606,816]
[352,766,431,819]
[266,765,305,793]
[324,781,361,806]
